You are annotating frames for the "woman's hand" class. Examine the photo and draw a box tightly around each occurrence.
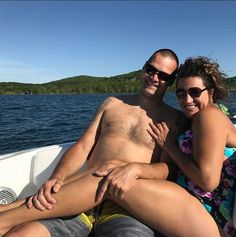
[94,160,127,177]
[148,121,178,150]
[94,162,139,202]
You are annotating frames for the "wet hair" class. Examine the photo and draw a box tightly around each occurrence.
[176,56,229,102]
[146,48,179,86]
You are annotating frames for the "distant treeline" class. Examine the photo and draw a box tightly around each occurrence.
[0,70,235,95]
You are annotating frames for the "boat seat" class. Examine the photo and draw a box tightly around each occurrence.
[32,146,67,188]
[31,143,87,189]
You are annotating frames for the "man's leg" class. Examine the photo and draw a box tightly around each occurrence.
[0,167,103,235]
[5,221,51,237]
[92,201,163,237]
[0,173,221,236]
[5,215,91,237]
[93,216,162,237]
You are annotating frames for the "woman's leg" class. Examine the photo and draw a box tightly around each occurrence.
[116,179,222,237]
[0,167,103,236]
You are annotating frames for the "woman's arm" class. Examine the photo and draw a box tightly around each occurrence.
[148,107,228,191]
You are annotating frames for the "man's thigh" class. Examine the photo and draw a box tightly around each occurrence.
[40,215,90,237]
[93,216,161,237]
[6,221,51,237]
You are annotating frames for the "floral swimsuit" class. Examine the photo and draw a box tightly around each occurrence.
[177,130,236,236]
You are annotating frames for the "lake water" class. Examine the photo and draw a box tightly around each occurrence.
[1,92,236,155]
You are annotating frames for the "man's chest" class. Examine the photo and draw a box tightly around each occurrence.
[100,106,160,148]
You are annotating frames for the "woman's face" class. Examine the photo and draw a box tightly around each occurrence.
[176,76,213,118]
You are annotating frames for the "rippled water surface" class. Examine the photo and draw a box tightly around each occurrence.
[1,92,236,155]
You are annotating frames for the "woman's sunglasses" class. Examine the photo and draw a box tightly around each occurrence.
[144,63,173,82]
[175,87,208,99]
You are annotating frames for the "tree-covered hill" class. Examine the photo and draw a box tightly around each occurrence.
[0,71,235,95]
[224,76,236,91]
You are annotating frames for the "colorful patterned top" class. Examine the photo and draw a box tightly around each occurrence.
[177,130,236,236]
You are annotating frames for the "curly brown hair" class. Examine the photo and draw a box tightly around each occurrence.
[176,56,229,102]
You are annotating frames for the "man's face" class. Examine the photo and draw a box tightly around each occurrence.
[141,54,177,97]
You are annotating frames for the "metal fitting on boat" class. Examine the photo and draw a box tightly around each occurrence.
[0,187,17,205]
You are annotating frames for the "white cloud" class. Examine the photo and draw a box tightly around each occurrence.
[0,58,63,84]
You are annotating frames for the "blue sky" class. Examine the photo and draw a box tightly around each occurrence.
[0,1,235,83]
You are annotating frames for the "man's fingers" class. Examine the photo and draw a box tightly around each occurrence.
[35,188,54,210]
[52,180,63,193]
[42,185,56,204]
[32,194,46,211]
[26,196,33,209]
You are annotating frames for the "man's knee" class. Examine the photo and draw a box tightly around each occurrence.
[5,222,50,237]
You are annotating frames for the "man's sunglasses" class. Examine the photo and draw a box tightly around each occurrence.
[144,62,174,82]
[175,87,208,99]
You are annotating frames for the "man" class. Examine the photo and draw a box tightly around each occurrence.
[2,49,183,237]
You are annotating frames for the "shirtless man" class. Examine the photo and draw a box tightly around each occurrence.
[0,49,183,237]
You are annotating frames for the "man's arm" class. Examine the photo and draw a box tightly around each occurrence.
[28,97,114,210]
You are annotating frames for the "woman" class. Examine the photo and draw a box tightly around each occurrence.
[0,56,235,237]
[148,56,236,236]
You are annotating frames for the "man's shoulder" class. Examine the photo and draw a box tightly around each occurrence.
[99,95,128,111]
[101,96,123,106]
[103,94,136,105]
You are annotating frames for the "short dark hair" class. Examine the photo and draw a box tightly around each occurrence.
[176,56,229,102]
[147,48,179,68]
[146,48,179,86]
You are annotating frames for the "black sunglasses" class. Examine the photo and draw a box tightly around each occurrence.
[175,87,208,99]
[144,62,173,82]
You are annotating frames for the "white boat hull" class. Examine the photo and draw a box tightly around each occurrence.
[0,142,76,200]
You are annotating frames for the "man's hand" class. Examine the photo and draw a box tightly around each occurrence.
[95,163,140,202]
[27,178,64,211]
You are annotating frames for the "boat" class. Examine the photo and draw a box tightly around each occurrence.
[0,138,236,229]
[0,142,76,202]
